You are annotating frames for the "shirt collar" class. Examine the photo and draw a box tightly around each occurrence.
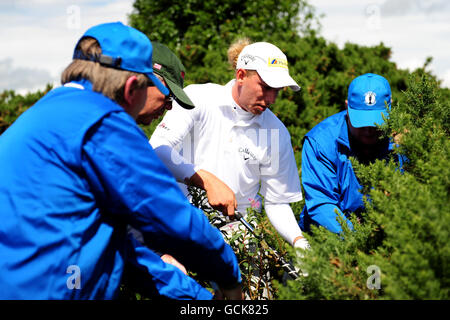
[226,79,265,127]
[63,78,93,91]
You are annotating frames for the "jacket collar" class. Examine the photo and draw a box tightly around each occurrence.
[336,112,351,150]
[63,78,93,91]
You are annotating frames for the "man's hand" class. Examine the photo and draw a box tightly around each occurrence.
[161,254,187,275]
[187,169,237,218]
[293,235,310,250]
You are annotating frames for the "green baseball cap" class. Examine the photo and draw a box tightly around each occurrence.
[151,42,195,109]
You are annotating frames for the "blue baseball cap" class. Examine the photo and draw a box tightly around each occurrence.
[73,22,169,96]
[347,73,391,128]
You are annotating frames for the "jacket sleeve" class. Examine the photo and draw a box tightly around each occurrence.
[301,136,353,234]
[123,235,213,300]
[81,111,241,289]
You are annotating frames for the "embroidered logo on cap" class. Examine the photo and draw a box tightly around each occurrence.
[364,91,377,106]
[268,58,288,69]
[241,53,256,66]
[153,63,162,70]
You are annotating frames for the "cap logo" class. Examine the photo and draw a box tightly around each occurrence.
[240,53,256,66]
[153,63,162,70]
[364,91,377,106]
[268,57,288,69]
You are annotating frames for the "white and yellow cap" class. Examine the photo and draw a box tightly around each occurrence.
[236,42,300,91]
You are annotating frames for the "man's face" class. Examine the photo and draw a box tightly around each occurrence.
[347,117,383,146]
[136,82,172,125]
[236,71,280,115]
[126,86,148,120]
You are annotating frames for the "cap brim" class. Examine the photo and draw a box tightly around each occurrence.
[257,69,300,91]
[147,72,169,96]
[165,78,195,109]
[347,107,389,128]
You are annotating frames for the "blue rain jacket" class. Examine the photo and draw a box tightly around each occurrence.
[0,80,240,299]
[299,111,401,234]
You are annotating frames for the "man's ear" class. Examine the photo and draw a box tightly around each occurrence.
[123,75,139,107]
[235,69,246,85]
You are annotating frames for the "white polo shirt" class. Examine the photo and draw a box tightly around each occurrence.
[150,80,302,214]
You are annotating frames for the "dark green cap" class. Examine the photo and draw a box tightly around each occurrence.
[151,42,195,109]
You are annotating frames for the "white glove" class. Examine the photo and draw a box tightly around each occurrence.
[293,236,310,277]
[293,236,310,250]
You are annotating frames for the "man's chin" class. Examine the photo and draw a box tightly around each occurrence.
[136,116,152,126]
[253,106,267,115]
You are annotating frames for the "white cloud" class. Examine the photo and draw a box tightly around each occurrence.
[0,57,56,92]
[1,0,449,92]
[313,0,450,88]
[380,0,449,16]
[441,69,450,88]
[0,0,135,93]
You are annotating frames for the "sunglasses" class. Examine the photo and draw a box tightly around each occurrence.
[147,77,175,104]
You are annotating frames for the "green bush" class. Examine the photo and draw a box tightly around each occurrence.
[0,85,51,134]
[277,73,450,300]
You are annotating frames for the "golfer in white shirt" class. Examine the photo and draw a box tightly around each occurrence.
[151,39,309,250]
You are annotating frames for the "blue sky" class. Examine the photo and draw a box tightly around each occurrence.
[1,0,449,93]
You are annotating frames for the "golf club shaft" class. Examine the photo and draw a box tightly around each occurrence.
[234,211,300,280]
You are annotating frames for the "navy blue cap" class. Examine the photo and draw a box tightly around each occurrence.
[347,73,391,128]
[73,22,169,96]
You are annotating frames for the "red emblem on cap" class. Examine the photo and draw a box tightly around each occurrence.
[181,71,185,79]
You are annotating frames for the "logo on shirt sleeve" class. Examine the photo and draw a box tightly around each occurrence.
[158,122,171,131]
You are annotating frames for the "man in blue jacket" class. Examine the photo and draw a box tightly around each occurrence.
[0,22,242,300]
[130,41,238,280]
[299,73,401,234]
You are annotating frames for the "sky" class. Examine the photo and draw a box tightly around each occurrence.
[1,0,449,94]
[313,0,450,87]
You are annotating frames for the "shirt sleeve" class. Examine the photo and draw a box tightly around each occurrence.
[81,111,241,288]
[259,127,303,203]
[151,144,197,183]
[301,136,353,234]
[150,99,196,149]
[265,202,304,245]
[150,100,199,182]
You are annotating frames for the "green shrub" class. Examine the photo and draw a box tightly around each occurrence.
[277,74,450,300]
